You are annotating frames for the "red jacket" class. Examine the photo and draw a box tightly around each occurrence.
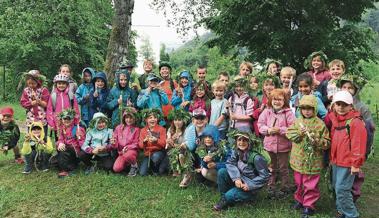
[329,110,367,168]
[139,125,166,156]
[57,123,85,154]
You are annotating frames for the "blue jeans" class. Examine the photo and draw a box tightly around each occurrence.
[217,168,255,204]
[332,165,359,218]
[139,151,169,176]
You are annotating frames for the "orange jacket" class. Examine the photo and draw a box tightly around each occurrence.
[329,110,367,168]
[139,125,166,156]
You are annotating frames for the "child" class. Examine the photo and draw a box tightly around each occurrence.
[209,81,229,140]
[20,70,50,133]
[112,107,140,176]
[194,66,212,95]
[171,71,193,111]
[238,61,254,77]
[56,109,86,178]
[75,67,95,126]
[107,70,137,127]
[286,95,330,217]
[138,59,155,90]
[264,59,281,76]
[258,89,295,198]
[59,64,78,96]
[227,76,255,133]
[318,59,345,106]
[248,74,260,98]
[189,81,211,118]
[0,107,22,163]
[158,61,178,119]
[137,74,169,113]
[218,72,232,100]
[328,91,367,218]
[89,71,110,120]
[46,74,80,139]
[139,109,169,176]
[81,112,115,174]
[280,66,297,97]
[290,73,327,119]
[197,126,228,183]
[303,51,331,88]
[21,121,54,173]
[213,130,270,211]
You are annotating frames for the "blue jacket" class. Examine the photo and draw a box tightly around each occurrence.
[137,88,169,110]
[89,72,110,120]
[81,128,113,157]
[171,71,192,110]
[290,91,327,119]
[75,67,95,123]
[106,71,137,127]
[184,124,219,152]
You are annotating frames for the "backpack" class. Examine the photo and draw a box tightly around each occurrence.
[334,117,374,160]
[246,149,271,173]
[230,94,251,111]
[51,90,74,112]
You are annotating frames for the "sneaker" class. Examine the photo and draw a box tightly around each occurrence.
[335,211,345,218]
[172,171,180,177]
[179,173,192,188]
[15,158,24,164]
[302,207,315,216]
[85,166,95,175]
[291,201,303,210]
[128,166,138,177]
[22,170,31,174]
[42,168,49,172]
[213,197,228,211]
[58,171,69,178]
[178,153,185,166]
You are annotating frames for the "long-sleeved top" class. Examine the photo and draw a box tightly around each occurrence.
[183,124,219,152]
[139,125,166,156]
[0,121,20,149]
[81,128,113,157]
[20,86,50,126]
[137,88,169,111]
[75,82,94,122]
[228,92,255,131]
[113,124,140,155]
[226,148,270,191]
[107,87,137,127]
[171,85,192,110]
[57,123,86,154]
[21,122,54,155]
[290,92,327,119]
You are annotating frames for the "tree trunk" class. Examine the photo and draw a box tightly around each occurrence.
[104,0,134,84]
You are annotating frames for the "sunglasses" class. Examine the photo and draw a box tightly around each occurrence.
[194,115,206,120]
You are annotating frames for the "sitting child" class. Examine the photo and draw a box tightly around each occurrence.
[213,130,270,211]
[0,107,22,163]
[21,122,54,174]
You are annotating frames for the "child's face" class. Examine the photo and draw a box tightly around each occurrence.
[1,115,12,125]
[149,80,158,89]
[249,77,259,91]
[213,87,225,99]
[146,115,158,127]
[196,88,205,98]
[239,65,251,77]
[219,75,229,87]
[203,136,214,147]
[197,68,206,81]
[119,74,128,88]
[180,77,189,87]
[31,128,42,137]
[56,81,68,91]
[144,62,153,73]
[26,79,38,90]
[95,78,105,89]
[160,67,170,79]
[83,72,92,83]
[334,101,353,115]
[298,80,311,95]
[62,118,73,127]
[97,120,107,130]
[124,115,135,126]
[267,63,278,76]
[272,96,285,110]
[263,80,275,96]
[280,73,293,88]
[193,116,207,128]
[173,119,184,129]
[235,85,245,96]
[311,56,323,70]
[330,65,344,80]
[341,82,356,96]
[236,137,249,151]
[60,67,71,77]
[300,106,315,118]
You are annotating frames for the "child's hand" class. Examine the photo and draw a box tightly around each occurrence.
[3,146,8,151]
[234,179,243,188]
[57,143,66,151]
[268,127,279,135]
[92,147,99,155]
[93,91,99,98]
[148,136,158,143]
[110,137,116,145]
[207,162,216,169]
[241,183,249,191]
[122,146,128,154]
[351,166,360,175]
[180,101,189,108]
[117,96,122,105]
[31,100,38,106]
[203,155,212,163]
[179,143,187,150]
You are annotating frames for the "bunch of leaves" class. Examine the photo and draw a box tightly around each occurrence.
[168,146,193,174]
[140,108,163,122]
[227,129,262,149]
[57,108,76,120]
[0,130,12,148]
[167,109,191,124]
[196,139,228,161]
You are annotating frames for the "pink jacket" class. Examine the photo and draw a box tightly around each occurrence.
[20,87,50,126]
[228,93,254,130]
[46,88,80,130]
[57,123,85,154]
[258,108,295,153]
[113,124,140,155]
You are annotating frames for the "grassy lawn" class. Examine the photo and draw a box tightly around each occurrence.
[0,103,378,217]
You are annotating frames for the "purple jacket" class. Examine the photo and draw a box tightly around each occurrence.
[113,124,140,155]
[258,108,295,153]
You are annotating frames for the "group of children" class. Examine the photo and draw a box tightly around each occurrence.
[0,52,375,218]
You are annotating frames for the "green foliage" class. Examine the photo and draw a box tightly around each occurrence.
[159,43,170,62]
[125,31,139,67]
[139,35,155,62]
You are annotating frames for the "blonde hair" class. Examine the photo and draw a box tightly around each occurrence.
[239,61,253,72]
[212,80,226,90]
[59,64,71,73]
[280,67,296,77]
[143,59,153,66]
[328,59,345,72]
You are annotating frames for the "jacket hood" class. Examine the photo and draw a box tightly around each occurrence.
[115,69,130,89]
[299,95,318,118]
[92,72,108,89]
[88,112,110,130]
[28,122,45,141]
[199,126,220,144]
[82,67,96,79]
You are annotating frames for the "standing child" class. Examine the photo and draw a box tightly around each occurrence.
[189,81,211,118]
[138,59,155,90]
[248,74,260,98]
[139,109,168,176]
[21,122,54,173]
[286,95,330,217]
[280,67,297,97]
[218,72,232,100]
[112,107,140,176]
[290,73,327,119]
[317,59,345,106]
[89,71,110,120]
[158,61,177,120]
[56,109,86,178]
[303,51,331,89]
[328,91,367,218]
[171,71,193,111]
[258,89,295,198]
[75,67,95,126]
[264,59,281,76]
[81,112,115,174]
[213,130,270,211]
[137,74,169,112]
[59,64,78,96]
[0,107,22,163]
[209,81,229,140]
[238,61,254,77]
[46,74,80,140]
